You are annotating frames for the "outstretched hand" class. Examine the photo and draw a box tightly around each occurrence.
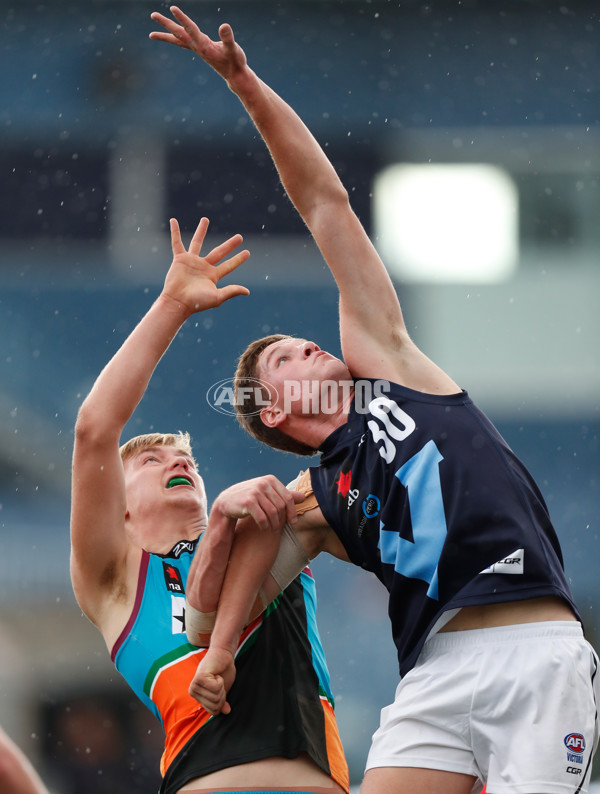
[162,217,250,316]
[150,6,247,83]
[190,646,236,715]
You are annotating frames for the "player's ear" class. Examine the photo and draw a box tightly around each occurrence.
[260,403,286,429]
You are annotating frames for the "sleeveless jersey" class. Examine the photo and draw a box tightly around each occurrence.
[111,538,348,794]
[309,379,579,677]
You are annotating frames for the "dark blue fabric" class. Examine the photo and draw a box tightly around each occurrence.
[310,378,579,677]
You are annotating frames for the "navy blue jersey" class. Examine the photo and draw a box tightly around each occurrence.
[309,379,579,677]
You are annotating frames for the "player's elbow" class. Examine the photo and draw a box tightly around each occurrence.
[303,181,350,228]
[73,402,117,452]
[324,180,351,207]
[73,403,99,445]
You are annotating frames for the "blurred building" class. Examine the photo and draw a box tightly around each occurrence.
[0,0,598,789]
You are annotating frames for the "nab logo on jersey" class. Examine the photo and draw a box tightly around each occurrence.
[564,733,586,753]
[162,562,184,594]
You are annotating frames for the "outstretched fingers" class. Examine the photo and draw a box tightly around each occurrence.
[188,216,210,256]
[150,7,213,53]
[170,5,201,35]
[212,249,250,305]
[170,216,210,256]
[204,233,244,265]
[213,246,251,279]
[218,22,247,71]
[149,11,188,47]
[218,23,235,49]
[216,282,250,306]
[169,217,185,255]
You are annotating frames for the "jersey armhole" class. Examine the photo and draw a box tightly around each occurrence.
[111,550,150,662]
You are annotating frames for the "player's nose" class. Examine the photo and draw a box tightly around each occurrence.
[302,341,320,357]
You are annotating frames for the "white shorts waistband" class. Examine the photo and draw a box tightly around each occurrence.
[421,619,583,657]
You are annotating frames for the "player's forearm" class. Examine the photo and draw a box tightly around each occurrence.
[76,295,189,438]
[186,514,236,646]
[227,60,410,350]
[187,513,236,614]
[208,518,282,656]
[225,66,394,323]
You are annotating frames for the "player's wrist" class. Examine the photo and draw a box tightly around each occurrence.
[227,66,259,100]
[185,602,216,647]
[154,292,194,323]
[207,643,236,662]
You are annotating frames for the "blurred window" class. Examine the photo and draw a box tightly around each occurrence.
[0,146,108,240]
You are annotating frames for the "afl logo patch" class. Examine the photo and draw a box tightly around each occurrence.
[564,733,586,753]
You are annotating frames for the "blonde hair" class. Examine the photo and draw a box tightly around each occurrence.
[234,334,317,457]
[119,431,197,467]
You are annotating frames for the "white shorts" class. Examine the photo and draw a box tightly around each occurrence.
[366,621,599,794]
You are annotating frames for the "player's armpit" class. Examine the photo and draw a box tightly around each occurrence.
[287,469,351,563]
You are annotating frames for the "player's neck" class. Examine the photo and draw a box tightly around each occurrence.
[286,399,351,449]
[284,390,354,449]
[127,513,205,556]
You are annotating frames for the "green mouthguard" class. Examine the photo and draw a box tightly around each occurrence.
[167,477,191,488]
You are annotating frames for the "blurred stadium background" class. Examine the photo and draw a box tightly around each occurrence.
[0,0,598,790]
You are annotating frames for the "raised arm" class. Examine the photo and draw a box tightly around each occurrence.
[150,8,456,392]
[70,217,249,632]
